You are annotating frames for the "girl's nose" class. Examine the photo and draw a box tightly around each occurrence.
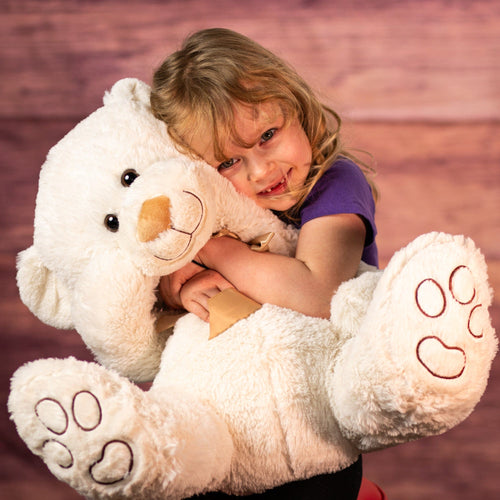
[246,156,274,182]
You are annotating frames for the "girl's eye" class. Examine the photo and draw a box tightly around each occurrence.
[261,128,276,143]
[218,158,238,172]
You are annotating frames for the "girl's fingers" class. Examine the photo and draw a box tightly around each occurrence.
[159,262,205,309]
[179,270,236,321]
[185,299,210,322]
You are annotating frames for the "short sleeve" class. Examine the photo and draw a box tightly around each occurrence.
[300,158,378,266]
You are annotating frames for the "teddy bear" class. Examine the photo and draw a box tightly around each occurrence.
[8,78,497,499]
[13,78,298,383]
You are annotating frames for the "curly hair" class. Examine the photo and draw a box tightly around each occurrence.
[151,28,376,219]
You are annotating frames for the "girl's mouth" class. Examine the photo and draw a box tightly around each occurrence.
[258,175,288,197]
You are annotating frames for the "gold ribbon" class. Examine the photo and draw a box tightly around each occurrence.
[208,288,261,339]
[212,229,275,252]
[206,230,272,337]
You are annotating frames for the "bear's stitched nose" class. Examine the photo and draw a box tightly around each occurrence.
[137,196,171,242]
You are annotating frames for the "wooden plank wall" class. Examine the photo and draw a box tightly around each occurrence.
[1,1,499,498]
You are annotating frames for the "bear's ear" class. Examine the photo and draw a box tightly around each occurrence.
[103,78,151,107]
[16,246,74,329]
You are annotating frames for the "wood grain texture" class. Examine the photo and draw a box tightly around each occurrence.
[346,121,500,263]
[1,1,499,498]
[1,0,499,120]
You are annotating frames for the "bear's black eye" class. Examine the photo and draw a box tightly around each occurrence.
[104,214,119,232]
[121,169,139,187]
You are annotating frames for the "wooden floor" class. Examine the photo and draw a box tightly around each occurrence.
[1,1,499,499]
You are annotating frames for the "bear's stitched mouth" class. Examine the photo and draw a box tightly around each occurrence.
[152,190,205,262]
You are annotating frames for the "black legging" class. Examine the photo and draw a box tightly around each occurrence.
[193,455,363,500]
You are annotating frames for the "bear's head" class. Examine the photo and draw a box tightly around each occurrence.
[16,79,224,380]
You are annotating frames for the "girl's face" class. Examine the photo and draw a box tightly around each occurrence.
[190,102,312,211]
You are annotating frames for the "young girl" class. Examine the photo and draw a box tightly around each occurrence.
[151,28,377,500]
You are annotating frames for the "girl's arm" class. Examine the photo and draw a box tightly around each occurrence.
[197,213,366,318]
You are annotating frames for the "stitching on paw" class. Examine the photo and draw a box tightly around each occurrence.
[89,440,134,485]
[449,265,476,305]
[35,398,69,435]
[413,262,485,379]
[42,439,74,469]
[34,390,134,485]
[415,279,446,318]
[468,304,484,338]
[72,390,102,431]
[416,336,466,379]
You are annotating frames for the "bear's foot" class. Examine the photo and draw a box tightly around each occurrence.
[414,264,486,379]
[8,357,178,499]
[34,391,133,485]
[332,233,497,450]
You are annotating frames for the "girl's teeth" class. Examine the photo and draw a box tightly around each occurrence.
[264,178,285,193]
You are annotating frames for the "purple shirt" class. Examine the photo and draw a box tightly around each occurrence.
[284,157,378,267]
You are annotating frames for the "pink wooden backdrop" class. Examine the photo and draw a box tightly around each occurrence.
[1,1,499,498]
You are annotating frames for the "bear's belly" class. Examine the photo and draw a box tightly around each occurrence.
[153,304,359,489]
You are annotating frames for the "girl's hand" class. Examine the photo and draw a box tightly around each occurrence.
[179,269,234,322]
[159,261,205,310]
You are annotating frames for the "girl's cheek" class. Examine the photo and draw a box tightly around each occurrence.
[224,172,251,196]
[218,165,238,179]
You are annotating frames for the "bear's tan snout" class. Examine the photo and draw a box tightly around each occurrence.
[137,196,171,242]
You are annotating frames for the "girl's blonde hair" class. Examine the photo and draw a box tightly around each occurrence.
[151,28,376,220]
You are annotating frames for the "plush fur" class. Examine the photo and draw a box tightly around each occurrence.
[8,78,497,499]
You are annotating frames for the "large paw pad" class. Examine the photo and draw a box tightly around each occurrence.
[90,440,134,485]
[414,265,486,379]
[35,391,133,485]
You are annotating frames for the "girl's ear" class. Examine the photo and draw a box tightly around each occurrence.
[103,78,151,108]
[16,246,74,329]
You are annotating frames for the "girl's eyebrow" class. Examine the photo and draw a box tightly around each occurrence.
[224,103,283,152]
[228,131,263,150]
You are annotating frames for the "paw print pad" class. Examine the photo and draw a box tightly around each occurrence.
[72,390,101,430]
[90,440,134,485]
[34,391,133,485]
[449,265,476,305]
[416,336,466,379]
[415,265,485,379]
[35,398,68,435]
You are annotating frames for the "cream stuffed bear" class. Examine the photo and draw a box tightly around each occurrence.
[14,78,297,382]
[8,78,497,499]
